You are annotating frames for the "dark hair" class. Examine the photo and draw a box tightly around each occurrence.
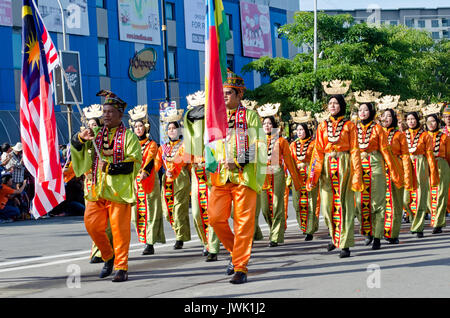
[1,174,12,184]
[167,121,182,141]
[328,94,347,118]
[263,116,278,129]
[360,102,376,125]
[426,114,441,132]
[406,112,421,130]
[383,109,398,129]
[297,123,311,139]
[1,143,10,153]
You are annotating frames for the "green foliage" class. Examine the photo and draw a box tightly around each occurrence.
[241,12,450,119]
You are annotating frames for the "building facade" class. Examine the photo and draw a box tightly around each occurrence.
[0,0,299,144]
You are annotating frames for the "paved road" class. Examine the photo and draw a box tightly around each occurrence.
[0,197,449,304]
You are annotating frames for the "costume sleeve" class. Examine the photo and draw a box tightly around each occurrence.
[348,122,364,192]
[378,126,403,189]
[445,135,450,166]
[399,133,415,191]
[154,146,163,172]
[117,130,142,179]
[281,138,302,191]
[142,141,158,174]
[70,132,95,178]
[424,133,440,187]
[306,126,324,191]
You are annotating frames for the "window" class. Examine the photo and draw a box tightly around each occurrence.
[226,54,234,72]
[96,0,105,8]
[98,38,108,76]
[168,47,177,79]
[390,20,398,26]
[274,23,282,39]
[442,19,448,27]
[431,31,440,40]
[431,20,439,28]
[418,20,425,28]
[12,28,22,70]
[165,2,175,21]
[226,13,232,31]
[443,30,449,38]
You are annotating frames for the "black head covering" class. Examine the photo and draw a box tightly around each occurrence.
[263,116,278,130]
[297,123,311,140]
[426,114,441,133]
[360,103,376,125]
[406,112,421,130]
[167,121,182,141]
[328,94,347,119]
[383,109,398,129]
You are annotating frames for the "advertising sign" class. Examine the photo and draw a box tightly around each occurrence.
[129,48,157,81]
[184,0,206,51]
[118,0,161,45]
[54,51,83,105]
[240,1,272,58]
[0,0,12,27]
[38,0,90,36]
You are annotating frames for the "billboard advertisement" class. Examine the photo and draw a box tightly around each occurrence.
[240,1,272,58]
[184,0,206,51]
[0,0,12,27]
[118,0,161,45]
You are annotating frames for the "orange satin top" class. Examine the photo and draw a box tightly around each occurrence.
[384,128,414,191]
[265,136,302,191]
[306,116,363,192]
[155,140,188,182]
[290,137,315,185]
[358,122,403,189]
[141,139,158,171]
[428,131,450,167]
[406,128,439,187]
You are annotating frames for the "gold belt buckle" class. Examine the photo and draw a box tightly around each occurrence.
[361,151,368,159]
[330,151,337,158]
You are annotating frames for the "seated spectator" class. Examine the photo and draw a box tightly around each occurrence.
[0,173,27,223]
[5,142,25,188]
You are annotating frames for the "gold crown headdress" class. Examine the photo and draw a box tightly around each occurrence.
[161,107,184,123]
[290,110,313,124]
[315,110,331,123]
[241,99,259,111]
[83,104,103,120]
[257,103,281,118]
[421,103,444,118]
[321,80,352,95]
[375,95,400,112]
[128,104,149,128]
[354,90,382,104]
[401,99,426,114]
[186,91,205,109]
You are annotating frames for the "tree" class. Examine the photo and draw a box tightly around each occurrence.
[242,12,450,120]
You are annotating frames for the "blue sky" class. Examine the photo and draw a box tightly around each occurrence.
[299,0,450,11]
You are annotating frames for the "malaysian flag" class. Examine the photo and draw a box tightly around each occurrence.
[20,0,65,218]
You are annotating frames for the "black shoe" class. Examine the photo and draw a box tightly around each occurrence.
[432,227,442,234]
[202,247,209,256]
[364,235,373,246]
[112,270,128,282]
[416,232,424,238]
[305,234,313,241]
[388,238,399,244]
[174,240,183,250]
[339,248,351,258]
[142,244,154,255]
[229,272,247,284]
[90,256,103,264]
[327,242,336,252]
[99,257,114,278]
[372,238,381,250]
[226,260,234,275]
[269,241,278,247]
[206,253,217,262]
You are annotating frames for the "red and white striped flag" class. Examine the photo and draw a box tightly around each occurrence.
[20,0,65,218]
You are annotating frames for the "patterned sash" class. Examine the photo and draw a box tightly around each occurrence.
[135,175,148,243]
[164,180,175,225]
[384,164,394,238]
[266,175,275,219]
[430,186,439,227]
[195,167,209,239]
[329,157,342,247]
[360,157,373,236]
[409,158,419,217]
[298,166,309,233]
[233,105,249,166]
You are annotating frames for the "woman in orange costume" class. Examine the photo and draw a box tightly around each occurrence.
[307,94,364,258]
[290,111,319,241]
[155,109,191,250]
[422,105,450,234]
[403,107,439,238]
[379,106,414,244]
[442,104,450,216]
[355,101,403,250]
[258,104,302,247]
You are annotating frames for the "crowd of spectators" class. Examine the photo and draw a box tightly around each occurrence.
[0,142,85,223]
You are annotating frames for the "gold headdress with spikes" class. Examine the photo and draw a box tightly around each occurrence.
[321,80,352,95]
[186,91,205,109]
[421,103,444,118]
[290,110,313,124]
[257,103,281,119]
[128,104,149,131]
[354,90,382,104]
[241,99,259,111]
[315,110,331,123]
[161,107,184,123]
[401,99,426,114]
[83,104,103,120]
[375,95,401,112]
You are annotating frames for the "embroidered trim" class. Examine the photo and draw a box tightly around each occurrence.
[329,157,342,247]
[406,128,424,153]
[194,167,209,241]
[360,157,373,236]
[384,164,394,238]
[296,137,312,162]
[358,121,375,150]
[327,118,347,144]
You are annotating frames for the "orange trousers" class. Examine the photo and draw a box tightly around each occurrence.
[84,199,132,271]
[209,183,257,274]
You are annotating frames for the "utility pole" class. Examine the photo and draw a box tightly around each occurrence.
[160,0,170,102]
